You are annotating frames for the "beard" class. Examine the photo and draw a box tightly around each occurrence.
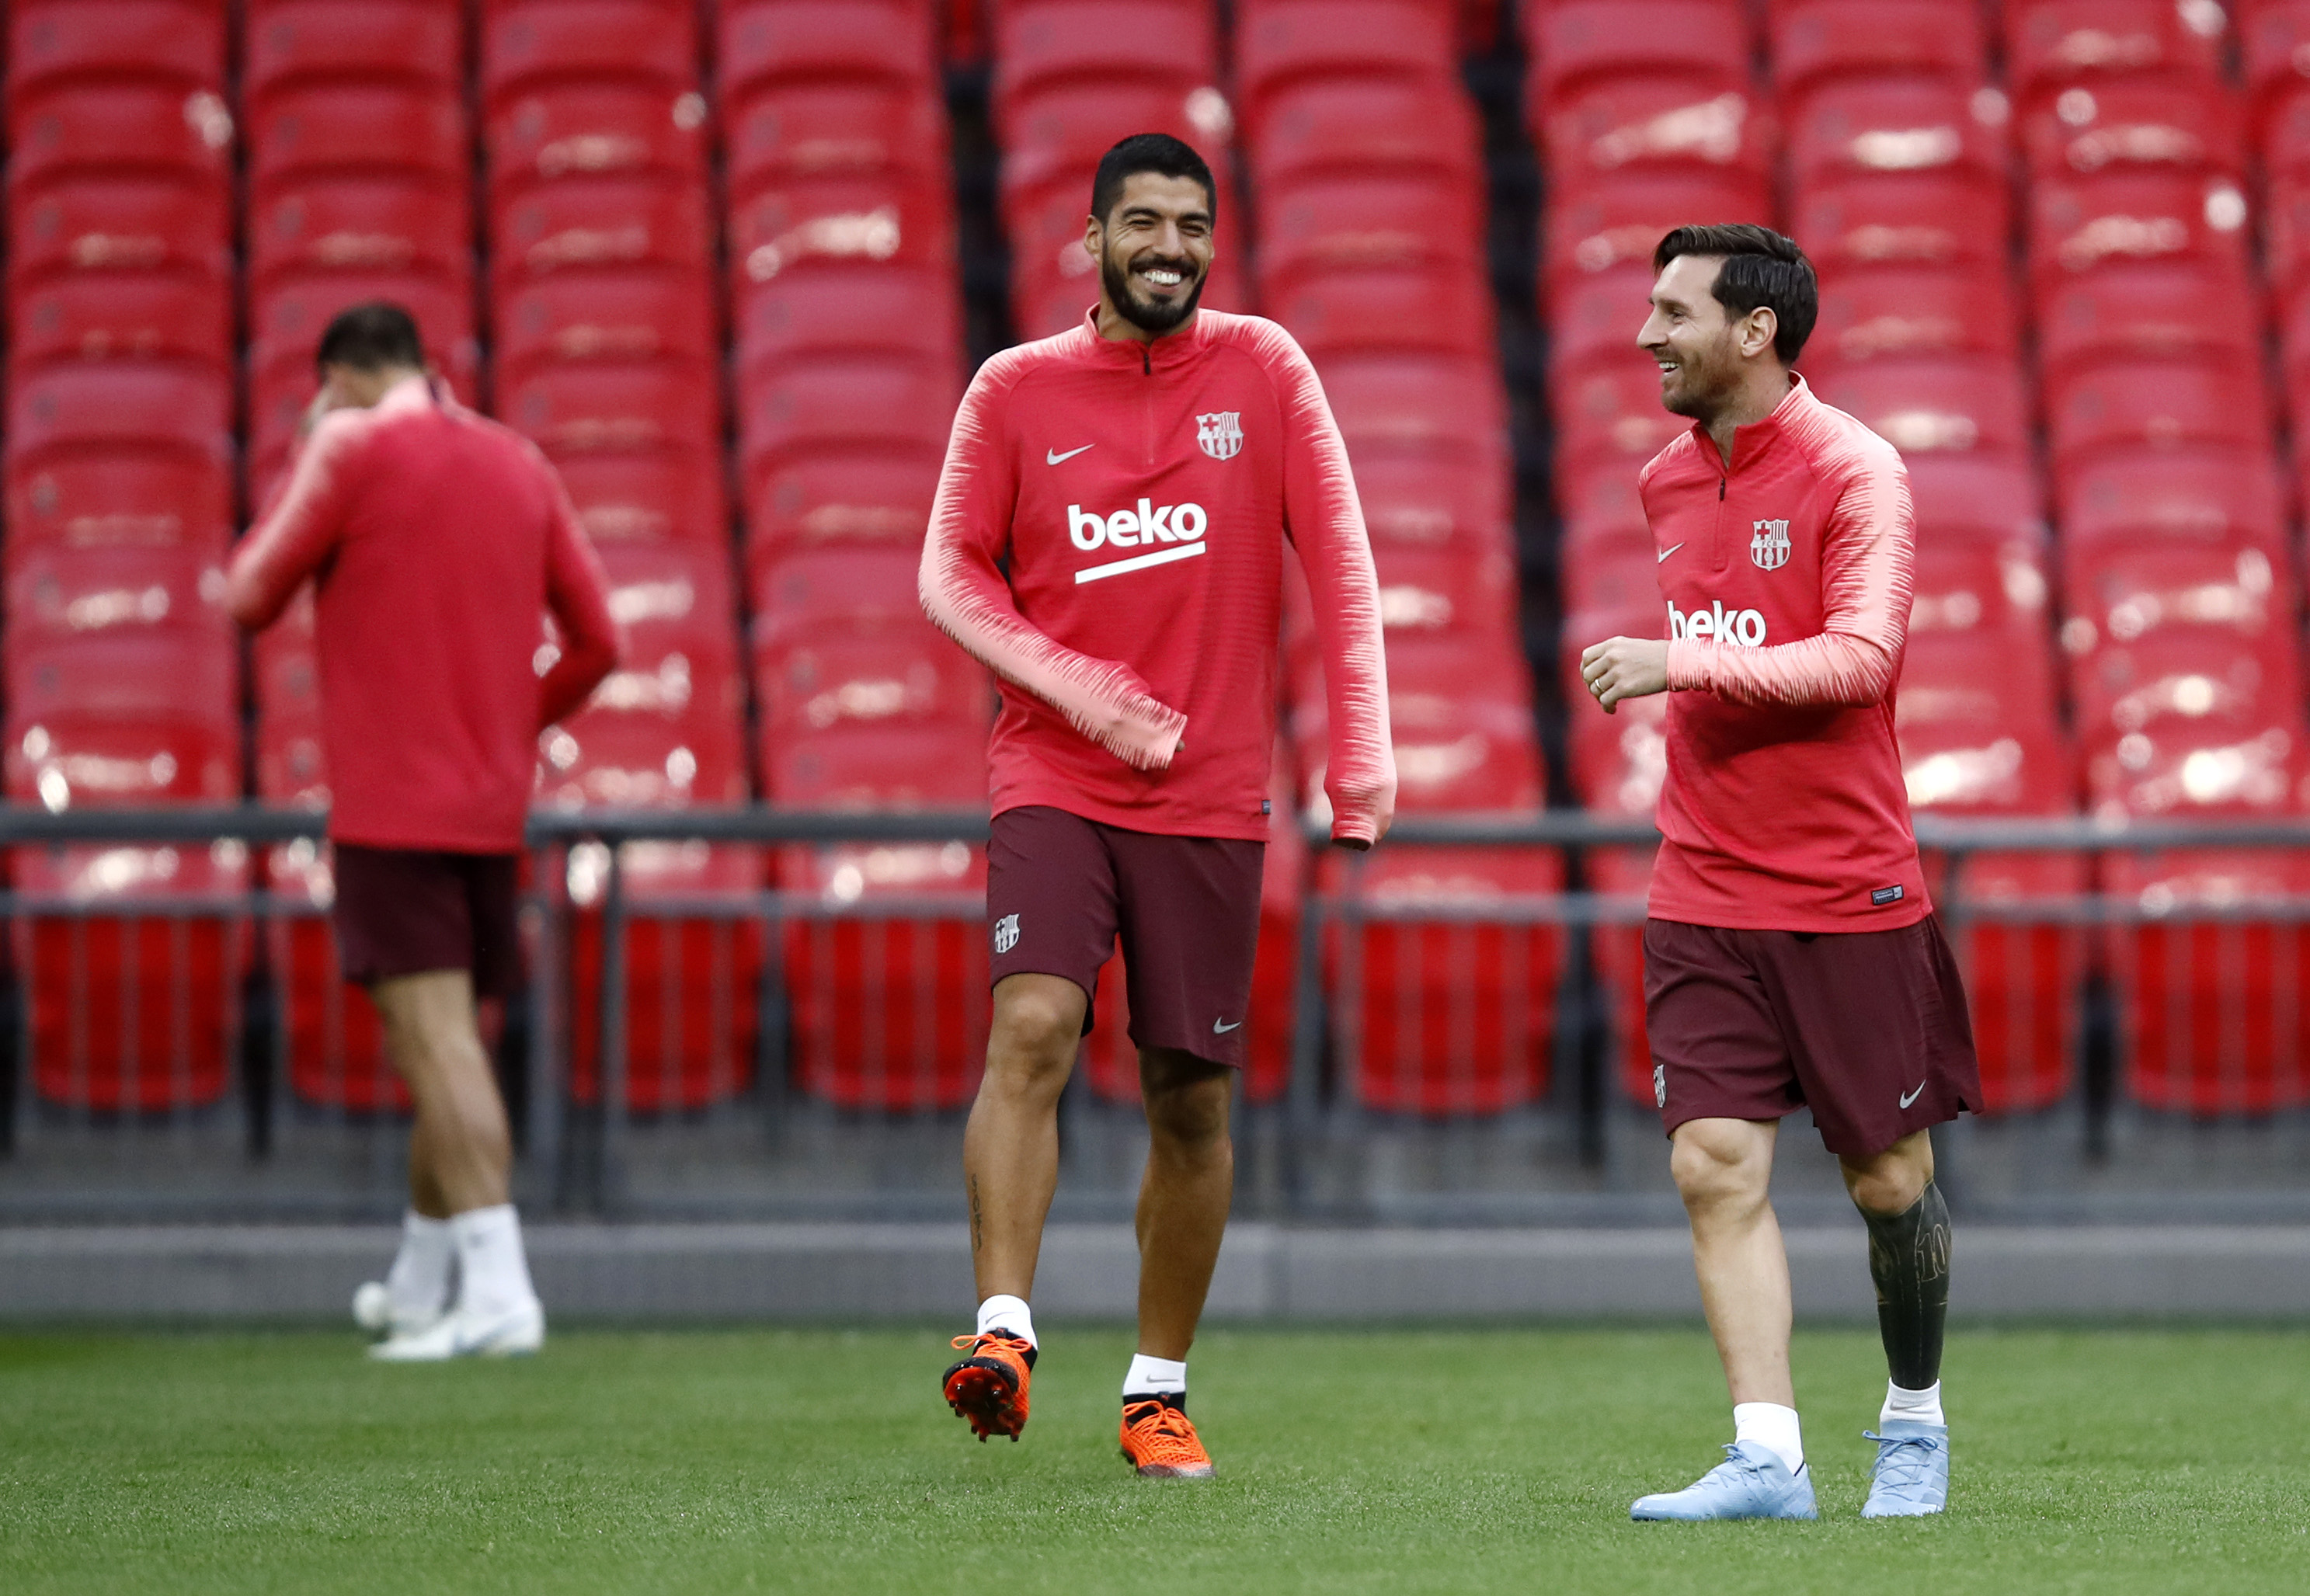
[1658,347,1739,422]
[1101,249,1207,334]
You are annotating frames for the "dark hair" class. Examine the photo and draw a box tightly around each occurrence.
[1090,133,1216,228]
[315,301,425,371]
[1653,224,1818,363]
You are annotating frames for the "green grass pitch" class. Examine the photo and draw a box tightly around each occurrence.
[2,1326,2307,1594]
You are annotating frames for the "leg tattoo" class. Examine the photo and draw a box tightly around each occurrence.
[968,1174,985,1257]
[1864,1179,1950,1391]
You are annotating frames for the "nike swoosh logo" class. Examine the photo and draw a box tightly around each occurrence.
[1658,542,1684,563]
[1899,1083,1925,1109]
[1213,1018,1242,1034]
[1046,444,1094,465]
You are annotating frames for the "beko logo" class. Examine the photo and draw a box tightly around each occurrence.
[1666,597,1769,647]
[1067,501,1209,584]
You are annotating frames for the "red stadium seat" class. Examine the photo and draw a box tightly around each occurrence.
[1588,843,1660,1109]
[539,706,749,812]
[2246,169,2310,295]
[729,173,954,292]
[1244,175,1484,285]
[1546,265,1665,383]
[1809,356,2030,458]
[1265,264,1496,360]
[8,272,232,372]
[1344,640,1543,813]
[1526,2,1751,107]
[501,360,722,461]
[750,548,923,648]
[5,364,232,471]
[480,0,699,105]
[1806,266,2019,371]
[1369,544,1519,642]
[2005,0,2225,106]
[992,1,1219,138]
[1543,171,1773,294]
[248,84,466,186]
[999,78,1233,215]
[2072,624,2303,742]
[1769,1,1988,99]
[5,454,233,559]
[1544,80,1773,193]
[724,83,949,197]
[1325,845,1564,1115]
[1237,1,1459,132]
[1896,635,2068,813]
[2055,447,2287,551]
[1353,454,1512,550]
[7,1,224,96]
[2062,541,2289,659]
[6,635,239,805]
[1557,464,1652,561]
[2019,77,2242,180]
[764,722,991,809]
[495,270,718,389]
[2088,717,2310,823]
[1783,76,2009,190]
[553,453,729,548]
[491,176,712,285]
[5,547,230,664]
[2243,1,2310,102]
[736,266,962,381]
[755,618,990,742]
[487,84,709,194]
[248,177,470,287]
[6,85,235,190]
[2044,356,2270,468]
[2036,263,2260,384]
[1553,361,1687,475]
[736,353,957,489]
[1249,78,1482,195]
[1909,540,2054,643]
[1794,171,2010,269]
[1929,850,2086,1114]
[265,838,402,1114]
[5,177,231,286]
[746,449,945,555]
[718,0,936,106]
[2026,172,2250,283]
[2106,849,2310,1115]
[243,1,464,100]
[1319,354,1511,475]
[1905,455,2047,548]
[586,541,745,726]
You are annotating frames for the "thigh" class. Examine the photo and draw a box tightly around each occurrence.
[1755,915,1983,1160]
[1109,829,1264,1068]
[457,853,524,1000]
[1643,918,1804,1136]
[986,806,1122,1033]
[332,844,474,987]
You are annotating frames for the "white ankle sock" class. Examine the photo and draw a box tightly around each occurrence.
[1880,1380,1945,1427]
[1733,1402,1805,1475]
[976,1294,1035,1347]
[384,1211,454,1322]
[449,1205,537,1318]
[1122,1353,1187,1397]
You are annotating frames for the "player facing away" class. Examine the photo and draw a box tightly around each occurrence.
[920,134,1395,1477]
[1581,226,1981,1521]
[226,304,621,1360]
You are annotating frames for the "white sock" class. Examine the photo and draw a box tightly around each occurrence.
[1733,1402,1805,1475]
[449,1204,537,1318]
[976,1294,1035,1347]
[1123,1353,1187,1397]
[384,1210,454,1322]
[1880,1380,1946,1427]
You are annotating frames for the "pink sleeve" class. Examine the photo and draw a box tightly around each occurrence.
[223,413,365,631]
[918,360,1188,770]
[1267,329,1397,844]
[1666,457,1913,709]
[538,467,622,731]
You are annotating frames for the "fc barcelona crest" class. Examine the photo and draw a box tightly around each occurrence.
[1750,518,1791,571]
[1196,412,1244,461]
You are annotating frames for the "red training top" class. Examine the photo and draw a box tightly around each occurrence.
[225,377,621,853]
[920,309,1395,843]
[1639,374,1929,932]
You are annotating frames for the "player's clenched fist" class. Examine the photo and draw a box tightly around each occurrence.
[1580,636,1669,714]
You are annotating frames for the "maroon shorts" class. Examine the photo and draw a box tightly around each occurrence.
[1643,914,1981,1158]
[332,844,523,999]
[986,806,1265,1069]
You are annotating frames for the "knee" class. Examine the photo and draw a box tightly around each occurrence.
[1143,1064,1230,1156]
[1669,1124,1769,1215]
[1845,1163,1928,1217]
[985,988,1081,1097]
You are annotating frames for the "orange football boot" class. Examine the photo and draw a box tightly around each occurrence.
[943,1332,1035,1441]
[1119,1396,1215,1479]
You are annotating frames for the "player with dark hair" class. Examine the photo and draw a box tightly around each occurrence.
[227,302,621,1360]
[921,132,1395,1476]
[1581,225,1979,1520]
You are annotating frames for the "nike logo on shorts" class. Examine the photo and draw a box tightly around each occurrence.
[1213,1018,1242,1034]
[1047,444,1094,465]
[1658,542,1684,563]
[1899,1083,1925,1109]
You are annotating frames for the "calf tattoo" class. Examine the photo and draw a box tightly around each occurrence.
[1864,1179,1951,1391]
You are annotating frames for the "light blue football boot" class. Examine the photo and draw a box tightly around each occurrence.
[1630,1441,1818,1521]
[1860,1421,1950,1518]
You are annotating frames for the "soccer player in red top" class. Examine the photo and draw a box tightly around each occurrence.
[226,304,620,1361]
[1581,228,1981,1521]
[921,134,1394,1476]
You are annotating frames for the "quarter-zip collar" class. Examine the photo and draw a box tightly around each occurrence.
[1079,307,1211,376]
[1692,371,1814,482]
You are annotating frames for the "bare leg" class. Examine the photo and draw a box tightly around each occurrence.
[1839,1128,1934,1217]
[371,971,510,1215]
[1671,1117,1793,1407]
[1133,1048,1233,1361]
[962,973,1086,1301]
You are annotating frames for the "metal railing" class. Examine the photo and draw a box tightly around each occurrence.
[5,805,2310,1224]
